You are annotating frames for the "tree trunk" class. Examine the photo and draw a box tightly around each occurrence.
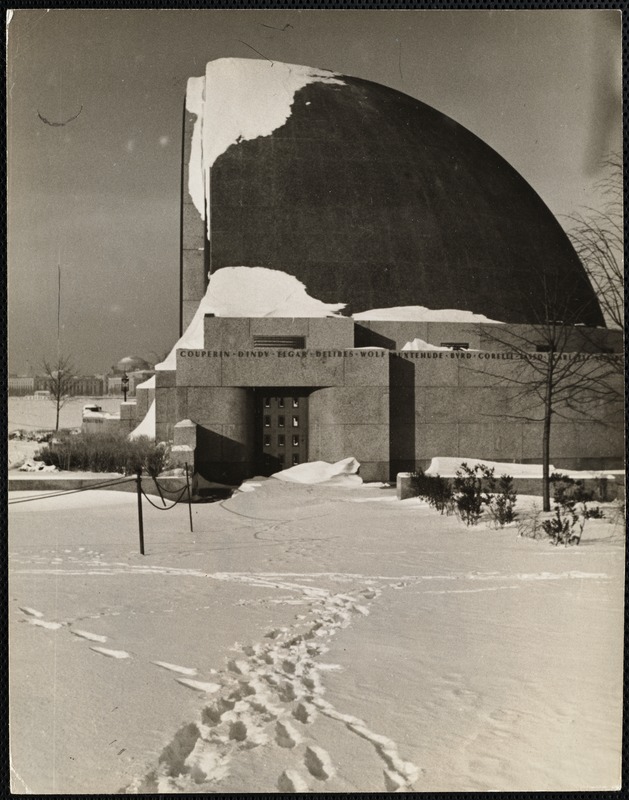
[542,361,553,512]
[55,396,60,432]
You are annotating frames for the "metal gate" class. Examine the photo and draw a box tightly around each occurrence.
[255,390,309,475]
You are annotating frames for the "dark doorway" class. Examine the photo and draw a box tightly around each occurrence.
[254,389,309,476]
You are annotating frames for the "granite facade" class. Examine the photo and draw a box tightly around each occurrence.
[153,317,623,482]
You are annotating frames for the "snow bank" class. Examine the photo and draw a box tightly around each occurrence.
[554,468,622,481]
[135,375,155,390]
[353,306,503,324]
[18,460,58,473]
[188,58,345,234]
[426,458,553,478]
[401,338,451,352]
[156,267,345,370]
[425,457,620,481]
[272,457,362,486]
[128,400,155,440]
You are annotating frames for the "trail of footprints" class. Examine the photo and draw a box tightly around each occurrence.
[17,579,421,793]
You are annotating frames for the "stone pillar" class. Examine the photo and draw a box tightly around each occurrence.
[309,383,389,482]
[396,472,415,500]
[118,401,138,436]
[185,387,255,483]
[155,371,177,442]
[181,100,208,334]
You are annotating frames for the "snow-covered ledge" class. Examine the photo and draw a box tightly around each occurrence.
[396,472,416,501]
[171,420,197,470]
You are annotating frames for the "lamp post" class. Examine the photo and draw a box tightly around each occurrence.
[122,371,129,402]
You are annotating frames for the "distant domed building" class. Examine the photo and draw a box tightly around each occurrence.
[116,355,151,374]
[107,356,153,398]
[130,59,621,482]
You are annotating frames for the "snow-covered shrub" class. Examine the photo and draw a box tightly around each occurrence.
[541,504,577,545]
[517,503,545,539]
[542,475,603,545]
[36,433,171,475]
[606,499,625,528]
[410,469,454,514]
[137,441,170,478]
[488,474,518,528]
[453,462,494,526]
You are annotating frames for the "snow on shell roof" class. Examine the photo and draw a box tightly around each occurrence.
[187,59,345,232]
[156,267,344,370]
[354,307,503,324]
[186,58,604,326]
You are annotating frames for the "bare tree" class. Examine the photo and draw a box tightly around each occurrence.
[565,155,623,334]
[476,278,622,512]
[41,354,76,432]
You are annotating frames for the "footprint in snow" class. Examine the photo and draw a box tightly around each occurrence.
[90,646,131,660]
[19,606,43,618]
[28,619,63,630]
[275,720,301,748]
[176,678,221,694]
[152,661,197,676]
[293,701,317,724]
[304,745,335,781]
[384,768,408,792]
[277,769,310,792]
[71,629,108,643]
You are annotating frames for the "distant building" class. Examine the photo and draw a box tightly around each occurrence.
[25,374,105,397]
[8,376,35,396]
[33,375,50,393]
[107,357,154,396]
[115,356,151,374]
[69,376,105,396]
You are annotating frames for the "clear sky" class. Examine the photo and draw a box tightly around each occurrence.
[7,9,621,375]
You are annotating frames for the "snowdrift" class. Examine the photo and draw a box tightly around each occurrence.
[156,267,345,371]
[18,460,58,473]
[426,457,556,478]
[128,400,156,440]
[402,338,451,352]
[425,457,621,481]
[135,375,155,390]
[272,457,362,486]
[353,306,503,324]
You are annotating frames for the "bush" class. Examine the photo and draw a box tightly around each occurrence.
[410,468,455,514]
[541,504,578,546]
[543,474,604,545]
[453,462,494,526]
[36,433,170,475]
[517,503,545,539]
[488,474,518,528]
[410,463,518,527]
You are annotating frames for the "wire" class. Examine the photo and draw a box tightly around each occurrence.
[140,484,189,510]
[8,475,136,505]
[150,474,190,496]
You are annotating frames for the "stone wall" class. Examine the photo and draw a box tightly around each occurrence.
[154,317,623,483]
[391,351,623,473]
[170,343,390,482]
[355,320,623,353]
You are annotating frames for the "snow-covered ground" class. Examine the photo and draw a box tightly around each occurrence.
[9,479,623,793]
[8,397,127,469]
[8,397,123,433]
